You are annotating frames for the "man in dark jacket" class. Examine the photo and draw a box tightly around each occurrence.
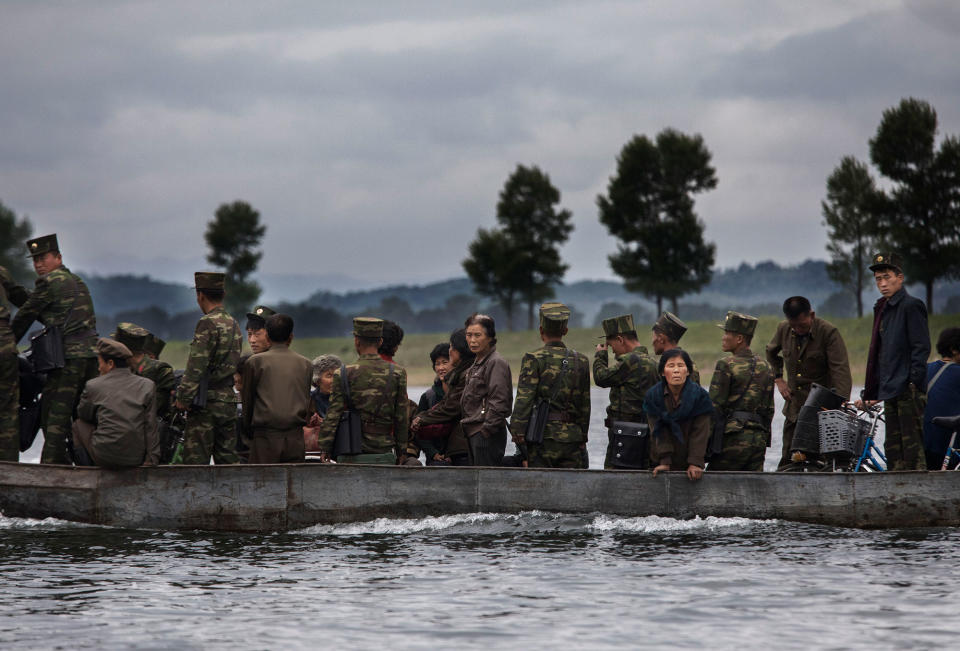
[72,338,160,468]
[858,253,930,471]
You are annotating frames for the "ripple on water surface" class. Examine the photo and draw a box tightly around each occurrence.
[2,510,960,649]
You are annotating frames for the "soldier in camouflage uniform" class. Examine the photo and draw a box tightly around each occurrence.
[593,314,659,468]
[651,311,701,384]
[6,235,98,464]
[510,303,591,469]
[173,272,242,464]
[115,322,176,420]
[0,267,18,461]
[316,317,409,464]
[708,311,774,472]
[144,333,166,360]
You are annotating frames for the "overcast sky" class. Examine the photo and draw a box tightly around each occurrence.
[2,1,959,294]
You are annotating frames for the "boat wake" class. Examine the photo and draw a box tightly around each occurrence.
[294,511,777,536]
[0,513,93,529]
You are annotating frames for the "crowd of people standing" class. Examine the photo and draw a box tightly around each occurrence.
[1,235,958,476]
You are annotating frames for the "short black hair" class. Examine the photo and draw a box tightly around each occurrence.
[449,328,475,363]
[464,313,497,345]
[936,327,960,358]
[542,320,567,338]
[266,313,294,343]
[430,342,450,365]
[783,296,812,319]
[379,320,404,357]
[657,348,693,377]
[245,317,266,332]
[357,335,381,347]
[197,288,225,302]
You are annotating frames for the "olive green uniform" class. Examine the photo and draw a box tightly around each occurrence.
[8,237,98,465]
[174,281,242,465]
[0,268,18,461]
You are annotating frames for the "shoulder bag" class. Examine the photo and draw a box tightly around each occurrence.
[524,349,572,444]
[332,363,364,457]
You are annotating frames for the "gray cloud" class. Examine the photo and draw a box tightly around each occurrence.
[1,1,958,295]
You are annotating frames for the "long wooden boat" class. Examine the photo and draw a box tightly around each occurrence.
[1,460,958,531]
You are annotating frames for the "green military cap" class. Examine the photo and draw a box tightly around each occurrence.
[353,316,383,338]
[194,271,225,291]
[599,314,635,339]
[26,234,59,258]
[868,252,903,273]
[245,305,277,329]
[653,311,687,342]
[96,337,132,360]
[717,311,758,337]
[539,301,570,329]
[113,322,150,353]
[144,333,166,358]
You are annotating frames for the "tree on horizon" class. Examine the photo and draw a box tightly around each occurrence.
[0,200,34,285]
[597,129,717,315]
[463,164,573,330]
[205,200,266,316]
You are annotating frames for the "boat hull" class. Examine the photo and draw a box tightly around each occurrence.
[1,461,958,531]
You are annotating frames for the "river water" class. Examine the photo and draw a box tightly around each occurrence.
[7,386,952,651]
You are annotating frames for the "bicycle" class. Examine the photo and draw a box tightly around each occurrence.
[933,414,960,471]
[818,403,886,472]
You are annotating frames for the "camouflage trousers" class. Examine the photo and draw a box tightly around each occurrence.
[0,348,18,462]
[528,439,588,469]
[40,357,98,465]
[181,400,239,465]
[707,429,767,471]
[883,384,926,471]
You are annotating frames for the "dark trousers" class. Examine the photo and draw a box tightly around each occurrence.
[0,349,18,462]
[249,428,305,464]
[884,385,926,471]
[467,428,506,466]
[40,357,97,464]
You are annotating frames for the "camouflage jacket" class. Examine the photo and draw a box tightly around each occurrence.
[593,344,659,422]
[175,305,242,406]
[0,278,14,356]
[709,348,775,436]
[510,341,591,443]
[317,353,409,454]
[9,266,97,358]
[135,355,177,419]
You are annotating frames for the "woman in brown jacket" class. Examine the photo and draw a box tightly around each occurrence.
[460,313,513,466]
[642,348,715,481]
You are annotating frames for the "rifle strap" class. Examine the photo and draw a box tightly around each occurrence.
[542,348,571,410]
[339,363,354,412]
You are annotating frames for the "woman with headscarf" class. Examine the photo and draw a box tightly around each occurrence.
[642,348,715,481]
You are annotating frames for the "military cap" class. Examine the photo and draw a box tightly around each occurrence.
[653,311,687,342]
[599,314,635,339]
[96,337,132,360]
[868,252,904,274]
[717,311,758,337]
[194,271,225,291]
[353,316,384,338]
[539,302,570,329]
[26,234,59,258]
[245,305,277,329]
[144,333,166,358]
[113,322,150,353]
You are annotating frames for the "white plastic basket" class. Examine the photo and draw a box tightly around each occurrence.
[818,409,868,456]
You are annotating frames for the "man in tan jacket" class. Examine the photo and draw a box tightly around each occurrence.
[241,314,313,463]
[73,338,160,468]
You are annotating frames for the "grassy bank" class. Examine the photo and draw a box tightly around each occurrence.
[158,314,958,387]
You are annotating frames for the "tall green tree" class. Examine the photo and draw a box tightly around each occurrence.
[821,156,880,318]
[462,228,523,330]
[0,200,34,284]
[463,164,573,330]
[204,200,266,315]
[497,164,573,329]
[868,98,960,312]
[597,129,717,315]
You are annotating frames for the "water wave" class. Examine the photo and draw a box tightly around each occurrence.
[295,511,775,536]
[0,513,90,529]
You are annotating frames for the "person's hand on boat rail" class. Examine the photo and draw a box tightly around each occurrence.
[686,465,703,481]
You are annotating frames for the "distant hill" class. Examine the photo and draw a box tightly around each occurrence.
[47,260,960,340]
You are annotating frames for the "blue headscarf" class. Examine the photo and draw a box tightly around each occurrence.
[642,379,715,442]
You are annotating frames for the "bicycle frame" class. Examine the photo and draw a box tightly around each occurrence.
[853,405,887,472]
[941,431,960,471]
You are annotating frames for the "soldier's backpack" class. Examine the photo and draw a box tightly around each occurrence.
[332,363,363,457]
